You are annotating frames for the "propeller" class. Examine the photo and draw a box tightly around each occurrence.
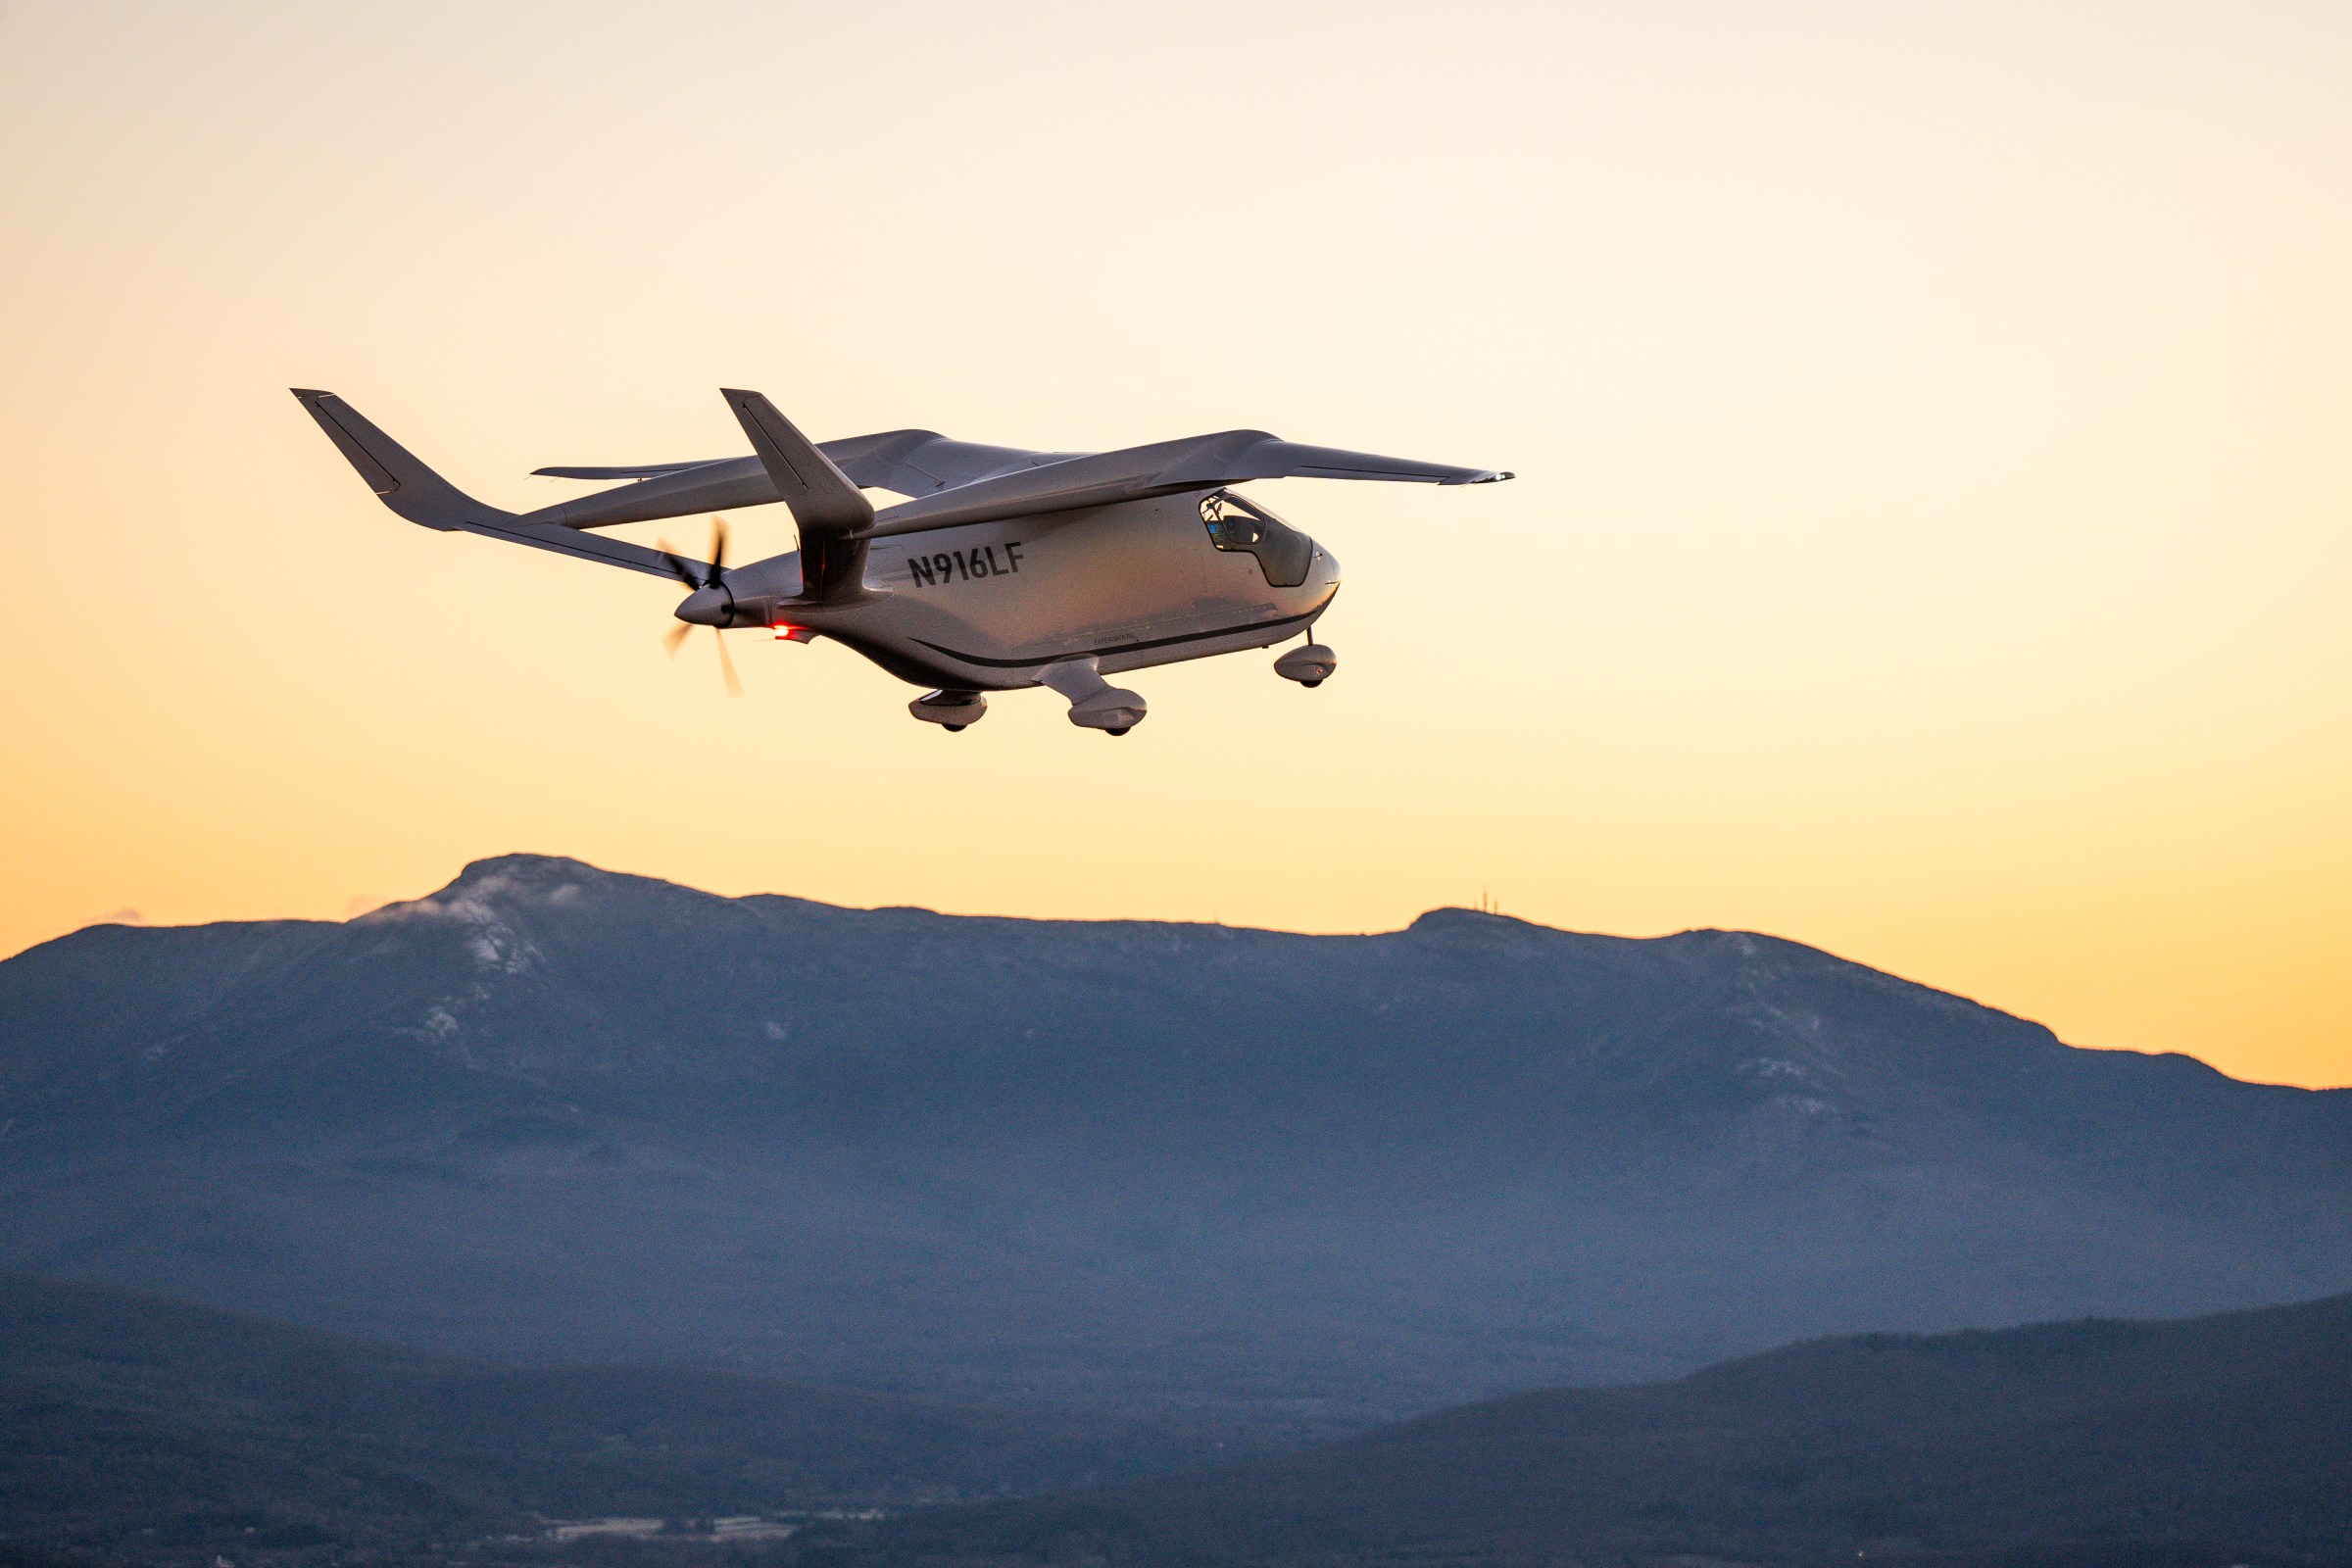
[658,516,744,697]
[658,514,729,592]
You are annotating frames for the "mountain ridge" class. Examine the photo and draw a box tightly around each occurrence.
[3,853,2347,1434]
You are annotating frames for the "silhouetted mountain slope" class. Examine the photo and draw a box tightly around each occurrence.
[3,855,2349,1429]
[856,1293,2352,1567]
[0,1274,1214,1564]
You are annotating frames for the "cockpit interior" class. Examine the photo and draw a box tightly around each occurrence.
[1200,490,1313,587]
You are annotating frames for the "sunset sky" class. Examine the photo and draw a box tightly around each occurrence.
[1,2,2345,1087]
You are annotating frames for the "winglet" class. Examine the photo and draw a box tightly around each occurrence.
[290,389,512,530]
[293,389,695,582]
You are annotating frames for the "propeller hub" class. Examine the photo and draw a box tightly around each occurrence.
[674,585,731,626]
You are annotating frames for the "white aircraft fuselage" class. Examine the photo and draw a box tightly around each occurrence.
[698,491,1340,692]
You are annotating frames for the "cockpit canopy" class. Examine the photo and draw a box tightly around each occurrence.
[1200,490,1313,587]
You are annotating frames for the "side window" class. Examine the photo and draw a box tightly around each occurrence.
[1200,492,1313,587]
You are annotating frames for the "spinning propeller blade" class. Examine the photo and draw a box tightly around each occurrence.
[656,515,742,696]
[656,515,730,589]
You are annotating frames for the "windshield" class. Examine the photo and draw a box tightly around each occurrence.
[1200,491,1312,587]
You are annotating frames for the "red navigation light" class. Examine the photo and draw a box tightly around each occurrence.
[773,622,814,643]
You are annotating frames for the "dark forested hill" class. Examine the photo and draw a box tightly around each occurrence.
[3,854,2349,1433]
[0,1274,1214,1564]
[16,1278,2346,1568]
[851,1292,2352,1567]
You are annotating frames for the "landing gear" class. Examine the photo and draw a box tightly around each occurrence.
[1275,642,1338,686]
[910,689,987,730]
[1039,657,1148,735]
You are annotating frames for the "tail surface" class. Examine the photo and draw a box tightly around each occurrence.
[291,389,513,529]
[720,387,875,602]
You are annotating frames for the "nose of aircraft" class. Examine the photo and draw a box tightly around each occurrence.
[674,586,730,626]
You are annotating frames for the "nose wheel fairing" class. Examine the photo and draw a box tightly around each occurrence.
[1275,642,1338,686]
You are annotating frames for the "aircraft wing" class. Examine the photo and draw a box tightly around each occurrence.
[820,430,1086,497]
[531,461,724,480]
[415,393,1508,546]
[866,429,1511,537]
[528,435,1083,498]
[458,516,709,579]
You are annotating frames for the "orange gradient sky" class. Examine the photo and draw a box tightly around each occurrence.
[1,2,2346,1086]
